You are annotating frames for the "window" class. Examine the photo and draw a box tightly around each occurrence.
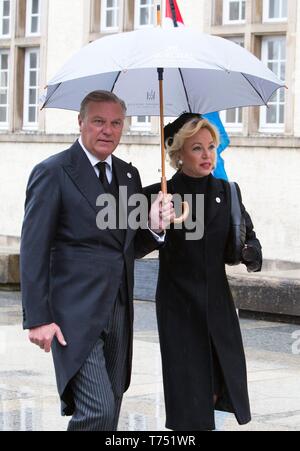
[221,107,243,133]
[263,0,287,22]
[131,116,151,132]
[229,36,245,47]
[135,0,155,29]
[260,36,286,132]
[23,48,40,130]
[0,50,9,128]
[0,0,10,38]
[223,0,246,24]
[220,37,244,131]
[26,0,41,36]
[101,0,120,32]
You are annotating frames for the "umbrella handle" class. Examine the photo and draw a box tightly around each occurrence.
[173,201,190,224]
[161,176,190,224]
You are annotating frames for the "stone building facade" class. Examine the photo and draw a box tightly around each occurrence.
[0,0,299,262]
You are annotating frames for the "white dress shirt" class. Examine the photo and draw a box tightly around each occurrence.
[79,136,112,183]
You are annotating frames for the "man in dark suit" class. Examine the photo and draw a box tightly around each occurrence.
[20,90,174,431]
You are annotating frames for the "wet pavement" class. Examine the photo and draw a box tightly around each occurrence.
[0,291,299,431]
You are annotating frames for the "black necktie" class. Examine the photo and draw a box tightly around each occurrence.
[96,162,110,192]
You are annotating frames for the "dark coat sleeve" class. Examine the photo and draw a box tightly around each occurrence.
[20,163,61,329]
[236,184,263,272]
[133,172,163,259]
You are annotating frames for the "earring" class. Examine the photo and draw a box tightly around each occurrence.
[178,159,183,167]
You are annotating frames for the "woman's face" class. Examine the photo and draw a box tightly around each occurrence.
[179,128,216,178]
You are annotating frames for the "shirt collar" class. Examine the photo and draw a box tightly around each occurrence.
[78,136,112,170]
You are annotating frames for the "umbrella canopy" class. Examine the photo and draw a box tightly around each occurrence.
[42,26,285,223]
[42,27,285,116]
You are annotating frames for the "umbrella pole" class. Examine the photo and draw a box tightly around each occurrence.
[156,6,189,224]
[158,68,167,195]
[157,67,190,224]
[156,8,167,194]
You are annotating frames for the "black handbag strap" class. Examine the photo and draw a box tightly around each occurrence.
[229,182,242,225]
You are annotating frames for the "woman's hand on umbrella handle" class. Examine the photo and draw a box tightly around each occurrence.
[173,201,190,225]
[149,192,175,233]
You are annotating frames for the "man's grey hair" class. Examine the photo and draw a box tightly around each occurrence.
[79,90,127,118]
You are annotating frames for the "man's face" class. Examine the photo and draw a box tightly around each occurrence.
[78,101,125,160]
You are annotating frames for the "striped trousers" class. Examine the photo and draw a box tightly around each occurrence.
[67,293,130,431]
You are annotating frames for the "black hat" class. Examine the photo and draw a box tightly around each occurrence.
[164,112,202,146]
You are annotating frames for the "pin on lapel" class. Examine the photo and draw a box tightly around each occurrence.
[216,197,221,204]
[127,172,132,179]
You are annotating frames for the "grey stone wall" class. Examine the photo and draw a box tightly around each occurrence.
[134,258,300,323]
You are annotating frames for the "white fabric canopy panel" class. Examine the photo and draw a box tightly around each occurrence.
[43,27,285,116]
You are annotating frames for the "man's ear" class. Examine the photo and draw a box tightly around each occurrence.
[78,114,83,130]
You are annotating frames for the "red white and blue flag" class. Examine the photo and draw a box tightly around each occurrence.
[164,0,230,181]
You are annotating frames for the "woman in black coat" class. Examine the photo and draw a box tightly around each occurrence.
[144,113,262,431]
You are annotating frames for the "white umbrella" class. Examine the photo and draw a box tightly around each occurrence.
[42,26,285,222]
[43,27,284,115]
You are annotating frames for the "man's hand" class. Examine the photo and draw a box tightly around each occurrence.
[149,192,175,234]
[29,323,67,353]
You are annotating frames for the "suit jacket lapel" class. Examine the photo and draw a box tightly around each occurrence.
[63,141,105,213]
[205,175,225,228]
[62,141,123,246]
[63,143,147,250]
[112,155,136,250]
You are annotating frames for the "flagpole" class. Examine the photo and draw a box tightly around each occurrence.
[169,0,179,27]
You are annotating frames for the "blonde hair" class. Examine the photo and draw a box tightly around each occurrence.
[166,118,219,170]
